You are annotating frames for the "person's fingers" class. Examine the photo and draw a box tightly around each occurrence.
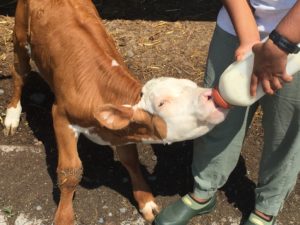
[262,79,274,95]
[235,53,244,61]
[281,72,294,83]
[252,43,262,53]
[250,74,258,96]
[271,76,283,90]
[235,48,246,61]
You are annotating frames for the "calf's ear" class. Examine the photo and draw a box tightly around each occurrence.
[94,104,133,130]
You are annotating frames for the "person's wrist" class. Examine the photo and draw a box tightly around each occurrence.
[269,30,300,54]
[265,39,288,57]
[238,33,260,46]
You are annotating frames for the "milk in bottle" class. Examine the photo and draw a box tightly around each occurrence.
[212,47,300,108]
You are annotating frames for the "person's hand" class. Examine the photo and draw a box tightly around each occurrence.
[235,41,259,61]
[250,40,293,96]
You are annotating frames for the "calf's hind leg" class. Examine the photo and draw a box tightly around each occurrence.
[52,104,83,225]
[116,144,159,222]
[4,0,31,135]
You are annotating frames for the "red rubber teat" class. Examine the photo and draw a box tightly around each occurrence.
[212,87,231,109]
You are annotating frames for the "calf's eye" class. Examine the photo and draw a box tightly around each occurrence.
[158,102,164,107]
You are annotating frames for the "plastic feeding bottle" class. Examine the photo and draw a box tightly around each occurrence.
[212,45,300,109]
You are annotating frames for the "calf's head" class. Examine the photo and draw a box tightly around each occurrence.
[94,77,228,144]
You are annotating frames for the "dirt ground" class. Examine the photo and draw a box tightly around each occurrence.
[0,1,299,225]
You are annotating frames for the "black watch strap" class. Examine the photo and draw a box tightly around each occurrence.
[269,30,300,54]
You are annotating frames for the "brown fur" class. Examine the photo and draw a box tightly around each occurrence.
[8,0,164,224]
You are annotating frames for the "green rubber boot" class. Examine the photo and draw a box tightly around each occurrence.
[243,212,276,225]
[154,194,216,225]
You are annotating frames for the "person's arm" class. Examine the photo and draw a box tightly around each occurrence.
[250,0,300,96]
[222,0,260,60]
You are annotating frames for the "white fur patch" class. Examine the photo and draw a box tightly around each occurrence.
[25,43,31,56]
[139,201,158,214]
[69,125,111,145]
[68,125,80,139]
[4,101,22,131]
[111,59,119,67]
[134,77,227,144]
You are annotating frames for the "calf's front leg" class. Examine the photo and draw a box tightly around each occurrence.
[4,27,31,136]
[116,144,159,222]
[52,104,82,225]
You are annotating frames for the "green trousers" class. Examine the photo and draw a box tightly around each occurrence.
[192,25,300,216]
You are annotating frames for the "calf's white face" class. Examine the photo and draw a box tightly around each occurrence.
[136,77,228,143]
[93,77,228,145]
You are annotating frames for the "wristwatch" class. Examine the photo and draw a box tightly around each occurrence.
[269,30,300,54]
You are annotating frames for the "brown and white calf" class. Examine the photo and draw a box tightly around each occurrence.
[4,0,227,224]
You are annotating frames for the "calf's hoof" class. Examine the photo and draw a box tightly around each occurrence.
[140,201,160,222]
[3,104,22,136]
